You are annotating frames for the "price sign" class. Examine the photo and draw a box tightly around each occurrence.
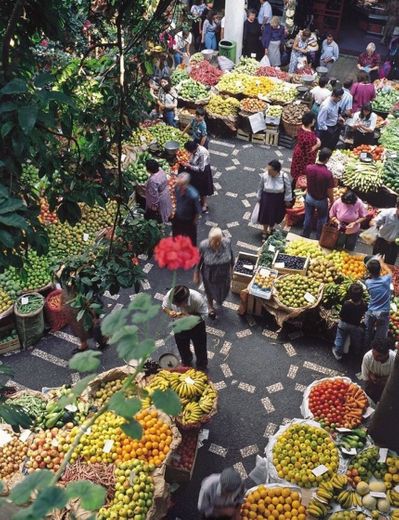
[103,439,114,453]
[21,296,29,305]
[243,264,254,271]
[304,292,316,304]
[20,430,32,443]
[378,447,388,463]
[370,492,387,499]
[341,447,357,455]
[186,376,195,385]
[363,406,374,418]
[65,404,78,413]
[336,427,352,433]
[274,262,285,269]
[83,233,89,242]
[251,53,257,58]
[268,244,276,252]
[0,429,12,447]
[312,464,329,476]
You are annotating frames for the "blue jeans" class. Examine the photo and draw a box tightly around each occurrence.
[204,32,217,50]
[334,320,363,356]
[163,110,176,127]
[174,52,183,66]
[303,194,328,239]
[364,310,390,349]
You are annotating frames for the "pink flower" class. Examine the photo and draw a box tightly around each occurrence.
[40,39,48,48]
[154,236,200,270]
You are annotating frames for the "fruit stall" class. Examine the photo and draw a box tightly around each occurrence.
[0,365,219,517]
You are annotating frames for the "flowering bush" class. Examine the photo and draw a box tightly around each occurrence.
[154,236,199,270]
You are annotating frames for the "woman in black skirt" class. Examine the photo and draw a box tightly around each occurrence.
[257,160,293,239]
[182,141,214,213]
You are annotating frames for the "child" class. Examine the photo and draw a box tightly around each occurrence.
[332,283,367,360]
[184,107,209,148]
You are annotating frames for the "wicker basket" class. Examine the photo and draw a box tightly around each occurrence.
[281,117,301,138]
[272,274,324,313]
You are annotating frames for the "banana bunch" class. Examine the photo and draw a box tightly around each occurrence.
[388,489,399,507]
[181,402,202,425]
[198,386,217,414]
[316,485,334,503]
[307,500,329,518]
[392,510,399,519]
[337,490,361,509]
[330,474,349,492]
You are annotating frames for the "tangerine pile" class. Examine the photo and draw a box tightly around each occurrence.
[67,409,173,467]
[327,251,365,279]
[241,486,306,520]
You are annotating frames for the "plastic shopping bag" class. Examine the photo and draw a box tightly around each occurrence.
[251,202,260,224]
[359,226,378,246]
[259,54,271,67]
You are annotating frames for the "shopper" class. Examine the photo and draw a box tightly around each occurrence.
[319,33,339,72]
[191,0,206,51]
[202,10,219,50]
[352,103,378,147]
[364,257,392,348]
[357,42,381,83]
[290,112,320,188]
[194,227,234,319]
[317,87,344,150]
[183,107,209,148]
[162,285,208,371]
[332,283,367,360]
[143,159,172,224]
[257,159,292,239]
[172,172,202,246]
[157,78,177,127]
[310,77,331,116]
[173,29,192,66]
[258,0,272,26]
[339,78,354,117]
[303,148,334,239]
[329,190,368,251]
[182,140,214,213]
[262,16,285,67]
[243,9,263,60]
[361,338,395,403]
[288,28,313,73]
[372,198,399,265]
[153,55,171,82]
[198,467,245,520]
[351,71,376,113]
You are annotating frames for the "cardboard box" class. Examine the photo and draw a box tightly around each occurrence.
[165,430,199,483]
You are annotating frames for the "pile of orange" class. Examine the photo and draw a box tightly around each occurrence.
[327,251,365,280]
[241,486,306,520]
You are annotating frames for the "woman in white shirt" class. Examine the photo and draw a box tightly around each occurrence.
[173,30,192,66]
[352,103,377,147]
[256,160,292,238]
[310,77,331,115]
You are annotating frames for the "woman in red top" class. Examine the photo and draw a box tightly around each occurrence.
[350,71,376,113]
[357,42,381,83]
[290,112,321,189]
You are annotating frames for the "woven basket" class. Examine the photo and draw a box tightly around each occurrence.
[273,274,324,313]
[14,293,44,348]
[281,118,301,138]
[45,289,70,332]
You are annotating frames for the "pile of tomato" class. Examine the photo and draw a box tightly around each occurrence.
[308,379,348,428]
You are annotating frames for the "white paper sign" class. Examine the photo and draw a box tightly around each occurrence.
[51,438,59,447]
[21,296,29,305]
[363,406,374,418]
[20,430,32,443]
[370,492,387,499]
[336,427,352,433]
[378,447,388,462]
[251,53,257,58]
[65,404,78,413]
[248,112,266,134]
[103,439,114,453]
[83,233,89,242]
[243,264,254,271]
[341,447,357,455]
[392,302,398,313]
[312,464,329,476]
[55,283,61,290]
[0,429,12,447]
[274,262,285,269]
[304,292,316,304]
[186,376,195,385]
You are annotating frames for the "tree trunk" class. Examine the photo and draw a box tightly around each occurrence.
[368,350,399,450]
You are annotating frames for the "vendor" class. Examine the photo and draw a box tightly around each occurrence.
[157,78,178,127]
[352,103,377,147]
[173,28,192,66]
[183,107,209,148]
[243,9,263,60]
[182,141,214,213]
[351,71,375,114]
[329,190,368,251]
[262,16,285,67]
[288,28,318,73]
[144,159,172,224]
[357,43,381,83]
[361,338,395,403]
[198,467,245,520]
[372,198,399,266]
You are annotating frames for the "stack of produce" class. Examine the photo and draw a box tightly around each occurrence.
[322,276,368,311]
[38,198,58,225]
[190,60,223,86]
[373,88,399,113]
[285,239,324,260]
[0,436,29,480]
[240,97,267,113]
[274,252,307,271]
[282,102,309,126]
[337,428,368,453]
[266,105,283,119]
[0,328,18,347]
[61,461,116,503]
[389,296,399,342]
[383,155,399,193]
[0,288,12,314]
[256,66,290,80]
[307,378,368,428]
[4,393,47,429]
[145,369,217,426]
[352,144,384,161]
[342,156,383,193]
[129,127,154,147]
[274,274,322,308]
[252,270,276,293]
[216,72,251,95]
[307,474,349,518]
[241,486,307,520]
[267,82,297,103]
[258,230,287,267]
[234,56,260,75]
[307,258,339,283]
[190,52,204,64]
[346,447,387,484]
[379,117,399,151]
[327,150,353,180]
[148,123,188,148]
[27,424,74,472]
[175,149,190,165]
[176,78,209,101]
[327,251,366,279]
[272,422,339,487]
[125,151,170,185]
[171,68,189,86]
[91,376,134,407]
[207,94,240,117]
[0,251,50,299]
[97,460,154,520]
[243,76,275,97]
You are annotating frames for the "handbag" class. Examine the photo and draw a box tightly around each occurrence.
[319,221,340,249]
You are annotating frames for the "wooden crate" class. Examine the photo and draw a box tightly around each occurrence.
[231,251,258,295]
[265,126,279,146]
[165,430,199,483]
[252,131,266,144]
[231,278,249,295]
[237,129,252,142]
[0,322,20,356]
[271,250,310,276]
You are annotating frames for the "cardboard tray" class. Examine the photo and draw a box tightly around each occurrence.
[272,250,310,276]
[232,251,258,283]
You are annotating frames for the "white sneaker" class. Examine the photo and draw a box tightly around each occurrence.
[332,347,342,361]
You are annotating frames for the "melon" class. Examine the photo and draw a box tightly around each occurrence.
[377,498,390,513]
[369,481,386,493]
[356,482,370,496]
[362,494,377,510]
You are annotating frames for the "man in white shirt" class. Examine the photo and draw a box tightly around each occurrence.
[173,29,192,66]
[258,0,272,26]
[361,338,396,403]
[162,285,208,370]
[310,77,331,109]
[372,198,399,265]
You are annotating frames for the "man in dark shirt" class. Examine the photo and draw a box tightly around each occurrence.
[172,172,202,246]
[303,147,334,239]
[332,283,367,360]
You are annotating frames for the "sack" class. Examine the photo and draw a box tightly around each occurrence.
[319,221,340,249]
[251,202,260,224]
[259,54,271,67]
[359,225,378,245]
[217,55,234,71]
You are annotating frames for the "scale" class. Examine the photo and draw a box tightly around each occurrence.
[158,353,179,369]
